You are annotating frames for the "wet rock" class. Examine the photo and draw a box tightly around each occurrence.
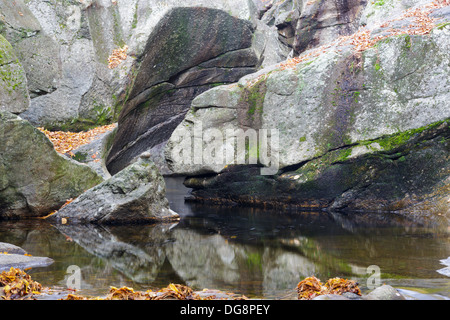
[0,242,53,271]
[50,157,179,225]
[0,111,104,220]
[167,19,450,224]
[364,285,406,300]
[342,292,363,300]
[0,254,54,272]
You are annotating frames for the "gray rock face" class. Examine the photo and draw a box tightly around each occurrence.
[0,111,103,219]
[2,0,296,170]
[1,0,435,129]
[70,125,117,180]
[0,0,286,129]
[364,285,406,300]
[294,0,368,55]
[360,0,433,29]
[0,0,96,126]
[166,13,450,223]
[256,0,303,62]
[50,157,179,225]
[105,7,261,175]
[0,35,29,115]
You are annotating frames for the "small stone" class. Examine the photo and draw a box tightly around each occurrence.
[140,152,152,159]
[364,285,406,300]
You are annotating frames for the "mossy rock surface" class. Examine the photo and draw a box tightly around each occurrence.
[0,111,103,219]
[0,35,29,115]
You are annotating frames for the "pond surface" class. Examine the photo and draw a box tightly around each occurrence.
[0,177,449,299]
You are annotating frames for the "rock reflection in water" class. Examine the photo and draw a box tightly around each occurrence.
[50,201,450,299]
[1,178,449,298]
[53,215,335,298]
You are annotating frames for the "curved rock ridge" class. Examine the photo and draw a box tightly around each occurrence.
[105,7,263,175]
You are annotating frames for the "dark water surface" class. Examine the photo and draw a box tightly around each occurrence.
[0,177,449,299]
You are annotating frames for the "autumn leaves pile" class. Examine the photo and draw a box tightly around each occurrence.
[0,268,43,300]
[1,266,364,300]
[38,124,116,156]
[65,283,247,301]
[296,276,362,300]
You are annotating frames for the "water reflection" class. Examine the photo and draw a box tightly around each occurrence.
[0,178,448,299]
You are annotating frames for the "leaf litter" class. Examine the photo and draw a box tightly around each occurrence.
[38,124,116,156]
[63,283,249,301]
[1,268,367,300]
[0,268,43,300]
[296,276,362,300]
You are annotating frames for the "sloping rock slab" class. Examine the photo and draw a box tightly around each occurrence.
[0,242,27,255]
[0,254,54,272]
[106,7,259,175]
[0,242,53,271]
[50,157,179,225]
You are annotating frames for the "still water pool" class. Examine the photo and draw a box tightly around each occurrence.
[0,178,449,299]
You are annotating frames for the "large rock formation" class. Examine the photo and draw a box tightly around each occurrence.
[0,111,103,220]
[0,0,288,129]
[105,7,262,175]
[165,5,450,224]
[1,0,436,129]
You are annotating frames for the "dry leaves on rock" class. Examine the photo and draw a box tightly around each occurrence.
[39,124,116,155]
[324,277,362,296]
[108,45,128,69]
[62,283,248,300]
[296,276,362,300]
[296,276,326,300]
[0,268,43,300]
[107,286,151,300]
[279,0,449,70]
[153,283,194,300]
